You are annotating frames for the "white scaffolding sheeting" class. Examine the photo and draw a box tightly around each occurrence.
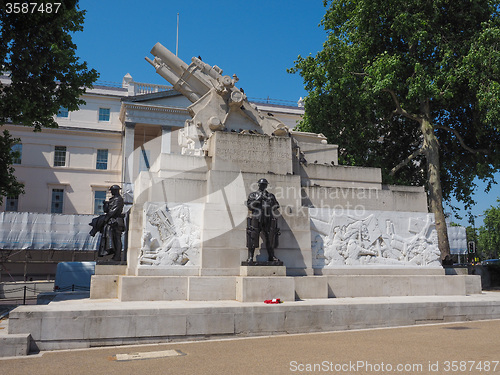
[0,212,99,251]
[448,225,467,255]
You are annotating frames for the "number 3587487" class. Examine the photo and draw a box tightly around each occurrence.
[5,3,62,14]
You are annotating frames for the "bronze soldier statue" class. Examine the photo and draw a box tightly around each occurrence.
[89,185,125,261]
[246,178,281,263]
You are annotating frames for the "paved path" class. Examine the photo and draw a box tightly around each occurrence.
[1,319,500,375]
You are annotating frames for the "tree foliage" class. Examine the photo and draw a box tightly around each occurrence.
[0,130,24,201]
[0,0,98,203]
[478,199,500,258]
[291,0,500,259]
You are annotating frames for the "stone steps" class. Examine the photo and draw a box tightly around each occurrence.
[0,317,32,357]
[5,293,500,354]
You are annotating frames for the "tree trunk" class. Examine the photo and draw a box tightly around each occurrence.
[421,105,451,261]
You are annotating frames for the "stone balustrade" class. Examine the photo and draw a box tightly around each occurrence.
[132,82,171,95]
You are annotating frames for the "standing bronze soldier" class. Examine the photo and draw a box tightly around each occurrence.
[246,178,281,263]
[90,185,125,261]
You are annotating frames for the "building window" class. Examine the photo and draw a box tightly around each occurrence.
[139,149,150,172]
[94,191,106,214]
[96,149,108,170]
[51,189,64,213]
[5,195,19,212]
[54,146,66,167]
[98,108,110,122]
[11,143,22,164]
[57,107,69,118]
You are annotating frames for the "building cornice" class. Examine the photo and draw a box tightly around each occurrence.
[119,102,189,127]
[3,123,122,136]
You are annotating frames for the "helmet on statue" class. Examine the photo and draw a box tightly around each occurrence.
[257,178,268,185]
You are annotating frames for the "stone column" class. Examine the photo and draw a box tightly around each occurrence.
[161,125,172,154]
[122,122,136,204]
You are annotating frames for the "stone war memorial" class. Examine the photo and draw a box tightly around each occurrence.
[107,43,455,292]
[4,43,497,356]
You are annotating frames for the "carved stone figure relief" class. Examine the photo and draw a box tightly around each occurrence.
[310,209,441,267]
[140,203,201,266]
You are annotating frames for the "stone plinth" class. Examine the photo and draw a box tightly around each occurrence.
[294,276,328,299]
[118,276,189,301]
[327,275,481,298]
[95,264,127,275]
[91,265,127,299]
[236,276,295,302]
[115,276,238,301]
[240,265,286,276]
[187,277,236,301]
[90,275,120,299]
[89,272,481,302]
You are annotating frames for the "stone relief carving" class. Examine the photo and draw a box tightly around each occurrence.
[310,209,441,267]
[140,203,201,266]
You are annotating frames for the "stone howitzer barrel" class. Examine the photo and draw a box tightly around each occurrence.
[146,43,288,153]
[146,43,216,104]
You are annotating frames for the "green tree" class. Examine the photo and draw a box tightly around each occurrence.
[465,225,476,250]
[0,130,24,200]
[478,199,500,258]
[291,0,500,260]
[0,0,98,204]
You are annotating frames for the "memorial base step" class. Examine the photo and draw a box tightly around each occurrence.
[90,273,481,302]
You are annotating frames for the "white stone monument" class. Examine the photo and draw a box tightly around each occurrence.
[90,43,479,302]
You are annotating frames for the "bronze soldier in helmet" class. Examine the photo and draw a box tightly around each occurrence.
[246,178,281,263]
[90,185,125,261]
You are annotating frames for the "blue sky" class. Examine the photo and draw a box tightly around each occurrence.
[74,0,327,104]
[73,0,499,228]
